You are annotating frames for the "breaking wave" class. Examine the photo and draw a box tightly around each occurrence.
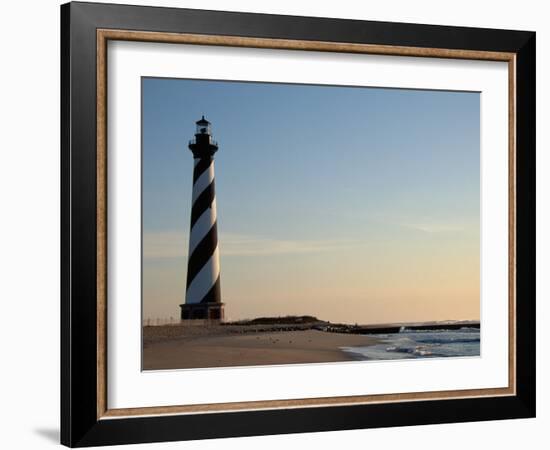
[341,329,480,361]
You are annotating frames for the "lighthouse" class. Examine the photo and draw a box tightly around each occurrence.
[180,116,224,321]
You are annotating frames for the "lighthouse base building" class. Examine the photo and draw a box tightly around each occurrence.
[179,116,225,323]
[180,302,224,321]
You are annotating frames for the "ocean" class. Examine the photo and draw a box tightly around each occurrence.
[341,327,480,360]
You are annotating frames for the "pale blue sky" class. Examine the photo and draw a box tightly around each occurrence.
[142,78,480,324]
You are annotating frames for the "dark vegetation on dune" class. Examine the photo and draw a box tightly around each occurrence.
[228,315,323,326]
[224,316,480,335]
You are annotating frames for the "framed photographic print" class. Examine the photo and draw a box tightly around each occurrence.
[61,1,536,447]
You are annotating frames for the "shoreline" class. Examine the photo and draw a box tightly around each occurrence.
[143,328,380,370]
[142,318,481,370]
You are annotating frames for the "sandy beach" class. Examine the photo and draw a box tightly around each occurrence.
[143,326,379,370]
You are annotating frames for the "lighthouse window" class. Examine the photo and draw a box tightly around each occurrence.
[196,121,211,135]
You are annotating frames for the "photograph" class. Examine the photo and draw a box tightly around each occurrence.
[141,77,481,370]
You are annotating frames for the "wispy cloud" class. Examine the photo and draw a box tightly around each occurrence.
[143,231,355,260]
[400,222,465,234]
[221,233,354,256]
[369,212,468,234]
[143,231,188,259]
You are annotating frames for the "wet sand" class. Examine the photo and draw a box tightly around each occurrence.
[143,328,379,370]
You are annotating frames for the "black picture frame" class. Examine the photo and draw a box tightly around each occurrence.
[61,1,536,447]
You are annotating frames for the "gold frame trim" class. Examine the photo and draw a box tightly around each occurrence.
[96,29,517,420]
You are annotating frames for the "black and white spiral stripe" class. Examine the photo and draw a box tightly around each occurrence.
[185,157,221,304]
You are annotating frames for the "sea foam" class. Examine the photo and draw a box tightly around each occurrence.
[341,328,480,361]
